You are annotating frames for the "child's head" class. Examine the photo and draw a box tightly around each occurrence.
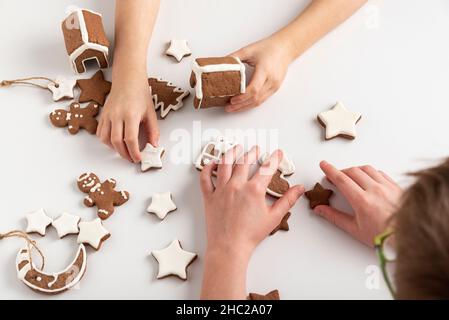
[394,158,449,299]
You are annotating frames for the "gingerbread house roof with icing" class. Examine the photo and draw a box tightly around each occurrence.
[61,8,110,74]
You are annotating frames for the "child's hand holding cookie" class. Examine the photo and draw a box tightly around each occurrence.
[199,146,304,299]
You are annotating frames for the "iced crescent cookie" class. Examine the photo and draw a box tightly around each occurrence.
[141,143,165,171]
[77,172,130,220]
[16,244,87,294]
[305,183,334,209]
[259,152,296,198]
[248,290,280,300]
[146,192,177,220]
[195,137,237,171]
[51,213,81,238]
[77,218,110,250]
[317,102,362,140]
[165,39,192,62]
[151,239,197,280]
[49,102,99,135]
[25,208,53,236]
[148,78,190,119]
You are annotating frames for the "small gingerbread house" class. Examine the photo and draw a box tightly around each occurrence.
[61,8,110,74]
[190,57,245,109]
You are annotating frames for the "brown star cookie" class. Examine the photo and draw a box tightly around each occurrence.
[77,172,130,220]
[49,102,99,135]
[77,70,111,105]
[305,183,334,209]
[248,290,280,300]
[270,212,291,235]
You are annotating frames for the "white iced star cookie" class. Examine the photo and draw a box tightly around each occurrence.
[141,143,165,172]
[147,192,177,220]
[25,208,53,236]
[165,39,192,62]
[317,102,362,140]
[51,212,81,238]
[48,77,77,101]
[77,218,110,250]
[151,239,197,280]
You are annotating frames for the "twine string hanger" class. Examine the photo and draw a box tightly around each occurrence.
[0,77,57,91]
[0,230,45,270]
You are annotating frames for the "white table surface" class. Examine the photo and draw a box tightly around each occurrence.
[1,0,449,300]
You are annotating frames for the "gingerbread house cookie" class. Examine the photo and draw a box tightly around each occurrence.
[190,57,245,109]
[61,7,110,74]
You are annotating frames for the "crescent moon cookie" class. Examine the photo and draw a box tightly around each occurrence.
[195,137,237,171]
[305,183,334,209]
[16,244,87,294]
[25,209,53,236]
[259,152,296,198]
[151,239,197,280]
[165,39,192,63]
[51,213,81,238]
[77,172,130,220]
[49,102,99,135]
[317,102,362,140]
[141,143,165,172]
[146,192,177,220]
[148,78,190,119]
[77,218,110,250]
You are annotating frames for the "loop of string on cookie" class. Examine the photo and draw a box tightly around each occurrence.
[0,230,45,269]
[0,77,57,91]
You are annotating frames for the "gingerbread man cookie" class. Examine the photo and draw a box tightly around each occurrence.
[77,173,130,220]
[50,102,99,135]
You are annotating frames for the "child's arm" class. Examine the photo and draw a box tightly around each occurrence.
[97,0,160,163]
[227,0,368,112]
[200,146,304,299]
[315,161,402,247]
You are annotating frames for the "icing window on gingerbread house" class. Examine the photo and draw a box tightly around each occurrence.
[61,8,110,74]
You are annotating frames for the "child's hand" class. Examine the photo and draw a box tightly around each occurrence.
[314,161,403,247]
[200,146,304,257]
[97,76,159,163]
[226,35,293,113]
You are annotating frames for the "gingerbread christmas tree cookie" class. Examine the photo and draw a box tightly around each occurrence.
[148,78,190,119]
[49,102,99,135]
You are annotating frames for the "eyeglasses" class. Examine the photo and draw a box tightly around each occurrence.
[374,229,397,298]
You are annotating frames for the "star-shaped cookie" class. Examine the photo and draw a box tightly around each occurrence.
[305,183,334,209]
[151,239,197,280]
[25,208,53,236]
[147,192,177,220]
[270,212,291,235]
[77,70,112,106]
[248,290,280,300]
[77,218,110,250]
[317,102,362,140]
[52,212,81,238]
[48,77,77,101]
[141,143,165,171]
[165,39,192,62]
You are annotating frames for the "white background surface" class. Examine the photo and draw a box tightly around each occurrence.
[1,0,449,300]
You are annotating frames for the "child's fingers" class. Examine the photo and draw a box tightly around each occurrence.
[270,185,304,222]
[229,68,267,106]
[111,121,132,162]
[98,119,113,148]
[124,118,141,163]
[200,160,217,196]
[143,109,160,147]
[313,205,358,237]
[231,145,260,183]
[216,145,243,188]
[359,165,388,184]
[379,170,398,186]
[96,117,103,137]
[251,150,282,188]
[319,161,364,204]
[227,84,274,113]
[342,167,376,190]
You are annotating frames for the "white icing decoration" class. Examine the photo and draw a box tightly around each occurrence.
[51,212,81,238]
[317,102,362,140]
[78,172,91,182]
[151,239,197,280]
[15,244,87,294]
[165,39,192,62]
[47,276,58,288]
[25,208,53,236]
[98,209,109,216]
[90,183,101,193]
[47,77,77,101]
[77,218,110,250]
[195,137,236,170]
[147,192,177,220]
[149,77,190,119]
[191,57,245,109]
[121,191,128,200]
[85,196,93,203]
[66,113,71,121]
[140,143,164,171]
[75,114,79,118]
[56,117,60,120]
